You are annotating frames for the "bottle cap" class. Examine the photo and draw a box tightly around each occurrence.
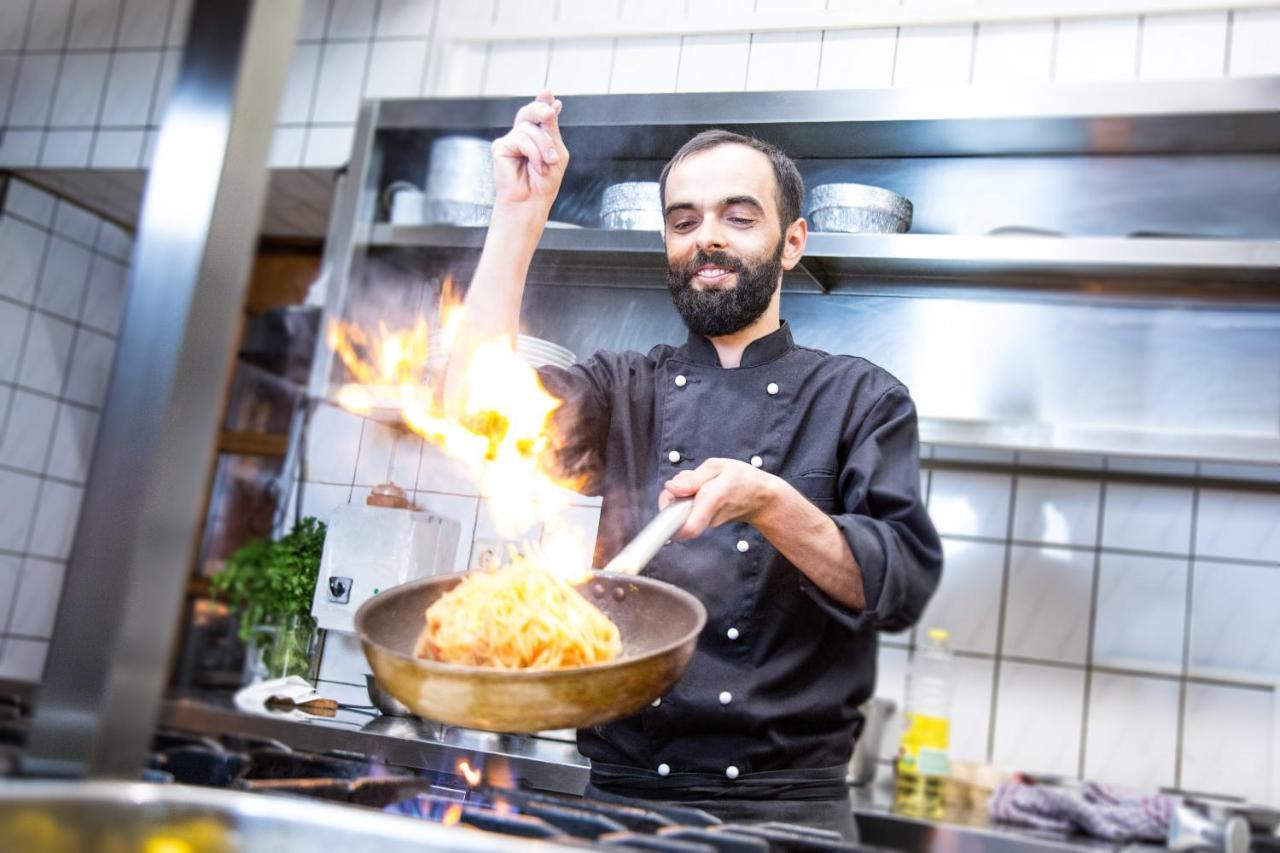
[927,628,949,642]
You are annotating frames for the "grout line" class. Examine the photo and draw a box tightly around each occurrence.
[1222,9,1234,76]
[967,21,978,84]
[32,0,80,166]
[1048,17,1060,80]
[416,0,443,96]
[83,0,127,167]
[299,0,338,164]
[983,473,1019,763]
[1173,486,1200,789]
[1133,14,1145,79]
[1077,479,1109,779]
[888,26,900,86]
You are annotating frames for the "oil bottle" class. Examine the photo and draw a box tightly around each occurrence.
[894,627,954,819]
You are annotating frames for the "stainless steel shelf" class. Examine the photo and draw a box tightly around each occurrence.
[368,224,1280,290]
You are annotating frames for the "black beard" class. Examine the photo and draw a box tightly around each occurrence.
[665,242,783,338]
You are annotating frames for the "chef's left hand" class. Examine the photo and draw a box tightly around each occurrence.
[659,458,778,540]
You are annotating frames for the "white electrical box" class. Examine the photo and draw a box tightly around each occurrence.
[311,503,461,634]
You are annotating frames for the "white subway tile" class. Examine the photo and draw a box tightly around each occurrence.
[268,127,306,169]
[166,0,191,45]
[413,491,479,572]
[818,28,896,90]
[302,125,355,167]
[992,662,1084,778]
[918,538,1004,655]
[364,39,429,99]
[1093,552,1187,674]
[376,0,436,38]
[1139,12,1227,81]
[150,49,182,124]
[40,131,94,168]
[9,54,61,126]
[352,418,396,487]
[1100,482,1193,555]
[327,0,376,38]
[1011,476,1100,547]
[1105,455,1195,476]
[874,645,908,762]
[1084,672,1178,791]
[483,41,551,96]
[312,42,370,123]
[81,254,129,335]
[95,222,132,262]
[951,655,995,764]
[610,36,680,94]
[894,24,973,87]
[746,31,821,92]
[68,0,122,49]
[18,314,75,396]
[53,200,98,245]
[50,52,111,127]
[306,403,363,484]
[437,0,494,29]
[0,217,47,304]
[3,181,55,228]
[1230,10,1280,77]
[277,44,320,124]
[0,304,28,382]
[677,33,750,93]
[0,55,18,121]
[0,557,17,622]
[619,0,684,27]
[437,42,489,96]
[557,0,620,23]
[927,470,1011,539]
[1055,17,1139,83]
[0,1,32,51]
[1002,545,1094,665]
[416,441,481,496]
[933,445,1015,464]
[0,470,41,551]
[297,0,331,40]
[25,0,73,50]
[63,329,115,406]
[9,560,66,638]
[37,236,91,319]
[140,130,158,167]
[1198,461,1280,485]
[298,481,354,526]
[90,129,145,168]
[1016,451,1105,471]
[46,405,98,483]
[387,431,422,492]
[688,0,754,18]
[101,50,163,127]
[1196,488,1280,563]
[117,0,171,48]
[0,638,48,682]
[546,39,614,95]
[972,20,1053,84]
[0,390,57,473]
[1189,559,1280,684]
[0,131,44,168]
[494,0,553,29]
[1181,682,1272,803]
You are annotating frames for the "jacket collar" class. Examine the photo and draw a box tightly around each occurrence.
[681,320,795,368]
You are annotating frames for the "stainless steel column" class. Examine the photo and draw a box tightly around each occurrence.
[24,0,301,778]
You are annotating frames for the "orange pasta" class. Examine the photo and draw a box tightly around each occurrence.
[415,555,621,669]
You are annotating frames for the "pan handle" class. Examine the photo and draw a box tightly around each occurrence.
[603,499,694,575]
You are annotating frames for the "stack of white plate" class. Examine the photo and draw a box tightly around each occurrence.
[423,332,576,371]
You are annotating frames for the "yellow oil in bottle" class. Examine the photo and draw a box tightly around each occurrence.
[893,628,953,820]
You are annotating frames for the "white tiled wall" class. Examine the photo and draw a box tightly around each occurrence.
[0,177,130,682]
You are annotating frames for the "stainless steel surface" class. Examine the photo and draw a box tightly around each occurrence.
[600,181,662,230]
[422,136,494,227]
[161,692,590,794]
[0,781,570,852]
[807,183,912,233]
[364,674,414,717]
[847,697,895,786]
[24,0,301,779]
[356,571,706,733]
[603,499,694,575]
[375,77,1280,157]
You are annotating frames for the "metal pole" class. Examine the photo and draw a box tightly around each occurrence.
[24,0,301,778]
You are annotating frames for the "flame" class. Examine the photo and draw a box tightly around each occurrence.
[328,285,595,582]
[457,759,482,787]
[494,799,512,817]
[442,803,463,826]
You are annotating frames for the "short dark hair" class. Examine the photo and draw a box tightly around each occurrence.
[658,130,804,234]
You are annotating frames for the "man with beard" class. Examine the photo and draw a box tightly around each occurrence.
[459,91,943,839]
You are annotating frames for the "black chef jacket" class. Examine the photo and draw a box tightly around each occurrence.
[537,320,942,800]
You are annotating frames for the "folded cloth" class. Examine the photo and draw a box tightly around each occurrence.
[988,776,1178,842]
[233,675,327,722]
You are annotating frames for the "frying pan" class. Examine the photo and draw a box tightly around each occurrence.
[355,501,706,733]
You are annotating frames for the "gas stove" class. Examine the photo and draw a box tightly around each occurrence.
[1,690,866,852]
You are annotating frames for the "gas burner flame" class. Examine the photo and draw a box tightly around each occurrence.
[441,802,463,826]
[457,759,482,788]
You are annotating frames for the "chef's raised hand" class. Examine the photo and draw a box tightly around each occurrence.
[491,89,568,213]
[659,458,779,540]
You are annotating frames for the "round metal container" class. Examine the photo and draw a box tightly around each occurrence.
[423,136,495,227]
[600,181,662,230]
[806,183,913,233]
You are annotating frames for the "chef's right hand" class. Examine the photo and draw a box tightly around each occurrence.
[492,89,568,214]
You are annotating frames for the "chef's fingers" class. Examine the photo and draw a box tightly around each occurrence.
[663,460,724,497]
[513,95,558,130]
[515,119,559,164]
[657,487,677,511]
[494,125,547,175]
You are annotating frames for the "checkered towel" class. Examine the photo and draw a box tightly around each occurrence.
[988,777,1177,842]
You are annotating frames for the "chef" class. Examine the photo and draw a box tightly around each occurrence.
[457,90,943,840]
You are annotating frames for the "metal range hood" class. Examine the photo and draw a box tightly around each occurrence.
[319,79,1280,465]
